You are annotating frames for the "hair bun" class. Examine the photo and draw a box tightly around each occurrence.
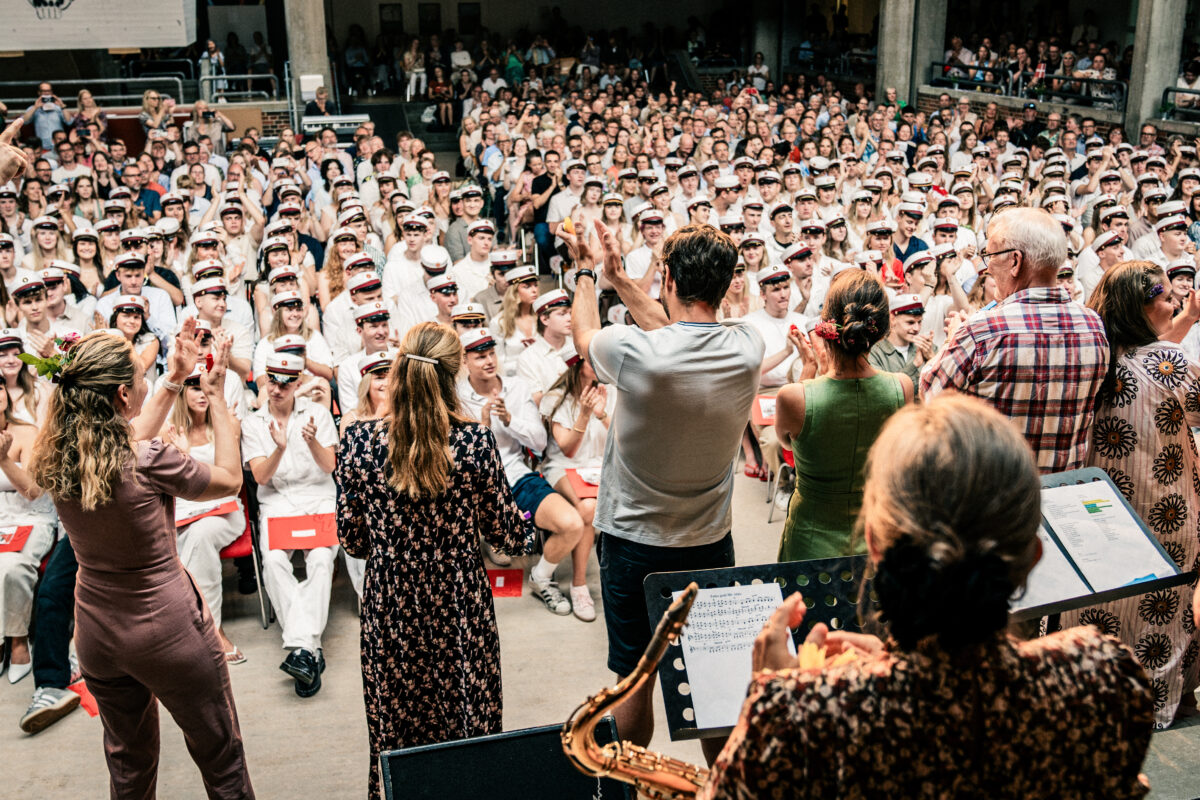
[838,301,884,355]
[875,535,1014,650]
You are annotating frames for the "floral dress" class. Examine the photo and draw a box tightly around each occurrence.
[335,420,536,799]
[700,628,1153,799]
[1061,342,1200,728]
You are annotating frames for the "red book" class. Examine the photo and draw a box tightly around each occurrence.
[0,525,32,553]
[267,513,338,551]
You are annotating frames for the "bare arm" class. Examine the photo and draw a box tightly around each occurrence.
[131,317,198,440]
[192,338,242,499]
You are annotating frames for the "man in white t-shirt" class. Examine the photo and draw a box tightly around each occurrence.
[450,219,495,301]
[568,221,764,760]
[516,289,571,405]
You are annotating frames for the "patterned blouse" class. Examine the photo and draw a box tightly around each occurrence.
[700,627,1154,799]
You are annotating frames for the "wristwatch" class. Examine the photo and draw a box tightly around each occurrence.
[576,268,597,283]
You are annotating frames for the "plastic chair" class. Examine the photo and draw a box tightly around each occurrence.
[219,486,272,629]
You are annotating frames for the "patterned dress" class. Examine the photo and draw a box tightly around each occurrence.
[700,628,1154,799]
[1061,342,1200,729]
[335,420,536,799]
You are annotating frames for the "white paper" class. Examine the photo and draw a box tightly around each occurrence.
[1040,482,1177,592]
[673,583,791,730]
[1012,523,1092,612]
[757,397,777,419]
[577,467,602,486]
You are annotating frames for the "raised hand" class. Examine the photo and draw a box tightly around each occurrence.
[170,316,199,380]
[0,119,29,185]
[0,429,14,462]
[592,219,626,284]
[200,336,231,398]
[301,415,317,444]
[268,419,288,450]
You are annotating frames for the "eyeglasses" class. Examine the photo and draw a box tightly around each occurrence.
[979,247,1019,262]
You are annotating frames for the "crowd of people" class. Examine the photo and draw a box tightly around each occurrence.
[0,32,1199,795]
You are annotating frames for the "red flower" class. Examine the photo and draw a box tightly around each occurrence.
[814,320,841,340]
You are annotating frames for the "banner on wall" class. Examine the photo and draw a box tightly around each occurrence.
[3,0,197,51]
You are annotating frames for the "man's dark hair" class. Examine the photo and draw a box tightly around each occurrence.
[660,224,738,309]
[319,125,336,139]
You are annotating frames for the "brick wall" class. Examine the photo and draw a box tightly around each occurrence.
[260,109,291,137]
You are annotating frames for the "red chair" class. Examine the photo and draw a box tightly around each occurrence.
[219,488,272,629]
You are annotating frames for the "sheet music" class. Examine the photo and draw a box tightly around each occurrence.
[1011,523,1092,612]
[1040,482,1176,593]
[673,583,791,730]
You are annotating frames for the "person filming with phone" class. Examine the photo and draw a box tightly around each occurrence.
[185,101,235,158]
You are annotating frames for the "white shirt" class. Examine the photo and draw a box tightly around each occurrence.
[514,336,567,399]
[450,256,491,302]
[241,397,338,518]
[381,247,424,306]
[624,245,661,299]
[456,375,546,486]
[95,285,177,336]
[744,308,805,387]
[251,330,334,381]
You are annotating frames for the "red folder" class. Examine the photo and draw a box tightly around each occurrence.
[751,395,777,427]
[0,525,33,553]
[488,568,524,597]
[267,513,338,551]
[176,500,240,528]
[565,468,600,499]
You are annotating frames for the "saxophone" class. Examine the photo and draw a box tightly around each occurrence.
[561,582,709,800]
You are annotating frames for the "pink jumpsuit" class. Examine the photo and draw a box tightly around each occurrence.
[55,439,254,800]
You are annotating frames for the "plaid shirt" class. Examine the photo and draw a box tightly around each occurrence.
[920,287,1109,473]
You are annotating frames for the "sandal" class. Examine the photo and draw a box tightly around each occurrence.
[744,463,762,478]
[224,647,247,665]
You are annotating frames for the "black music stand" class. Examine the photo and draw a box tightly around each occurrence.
[644,554,870,741]
[380,718,633,800]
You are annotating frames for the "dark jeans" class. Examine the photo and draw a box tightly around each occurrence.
[598,531,735,676]
[32,534,78,689]
[533,222,555,271]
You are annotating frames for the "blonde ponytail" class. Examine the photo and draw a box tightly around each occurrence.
[386,322,470,498]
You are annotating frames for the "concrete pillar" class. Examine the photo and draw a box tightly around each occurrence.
[910,0,948,103]
[751,0,783,85]
[875,0,916,102]
[284,0,330,101]
[1126,0,1186,132]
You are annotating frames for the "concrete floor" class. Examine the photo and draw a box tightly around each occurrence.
[2,472,1198,798]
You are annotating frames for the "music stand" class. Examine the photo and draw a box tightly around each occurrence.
[380,718,633,800]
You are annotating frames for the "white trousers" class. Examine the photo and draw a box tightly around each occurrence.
[177,512,242,629]
[260,522,336,652]
[0,522,55,638]
[343,552,365,599]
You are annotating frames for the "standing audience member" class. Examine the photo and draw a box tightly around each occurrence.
[336,322,534,800]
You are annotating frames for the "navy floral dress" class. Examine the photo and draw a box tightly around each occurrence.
[1062,342,1200,729]
[336,420,535,799]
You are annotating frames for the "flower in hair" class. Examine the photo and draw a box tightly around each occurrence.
[865,317,879,334]
[1146,283,1165,301]
[814,320,841,340]
[19,335,83,384]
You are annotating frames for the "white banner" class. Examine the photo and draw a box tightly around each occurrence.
[3,0,197,51]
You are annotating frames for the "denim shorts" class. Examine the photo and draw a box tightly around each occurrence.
[598,531,735,676]
[511,472,557,519]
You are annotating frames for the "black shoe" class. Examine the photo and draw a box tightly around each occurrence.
[294,650,325,698]
[235,557,257,595]
[279,648,318,686]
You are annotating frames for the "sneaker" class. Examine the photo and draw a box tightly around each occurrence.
[530,576,571,615]
[774,488,792,512]
[19,687,80,735]
[68,654,81,685]
[482,538,512,567]
[570,586,597,622]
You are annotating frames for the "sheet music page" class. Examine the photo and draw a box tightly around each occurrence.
[1039,482,1177,592]
[673,583,791,730]
[1011,523,1092,612]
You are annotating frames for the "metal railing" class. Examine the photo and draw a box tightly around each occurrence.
[1159,87,1200,121]
[928,62,1014,94]
[199,73,277,102]
[1013,70,1126,112]
[0,75,185,110]
[128,58,197,82]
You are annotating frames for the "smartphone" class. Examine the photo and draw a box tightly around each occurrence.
[203,111,214,121]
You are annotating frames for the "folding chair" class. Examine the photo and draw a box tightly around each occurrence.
[219,484,272,629]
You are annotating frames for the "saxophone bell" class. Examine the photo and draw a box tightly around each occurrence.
[562,582,709,800]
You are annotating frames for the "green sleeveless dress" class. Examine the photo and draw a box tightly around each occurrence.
[779,373,906,562]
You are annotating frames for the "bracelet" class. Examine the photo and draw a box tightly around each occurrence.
[571,426,587,433]
[596,412,607,421]
[575,268,597,283]
[162,379,185,394]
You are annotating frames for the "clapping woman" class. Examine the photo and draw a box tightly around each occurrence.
[29,329,253,797]
[336,322,534,799]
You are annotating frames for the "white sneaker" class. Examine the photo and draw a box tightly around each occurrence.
[774,489,792,512]
[482,539,512,566]
[20,686,80,734]
[570,586,596,622]
[530,576,571,615]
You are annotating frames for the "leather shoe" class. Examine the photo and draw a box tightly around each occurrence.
[279,648,318,686]
[294,650,326,698]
